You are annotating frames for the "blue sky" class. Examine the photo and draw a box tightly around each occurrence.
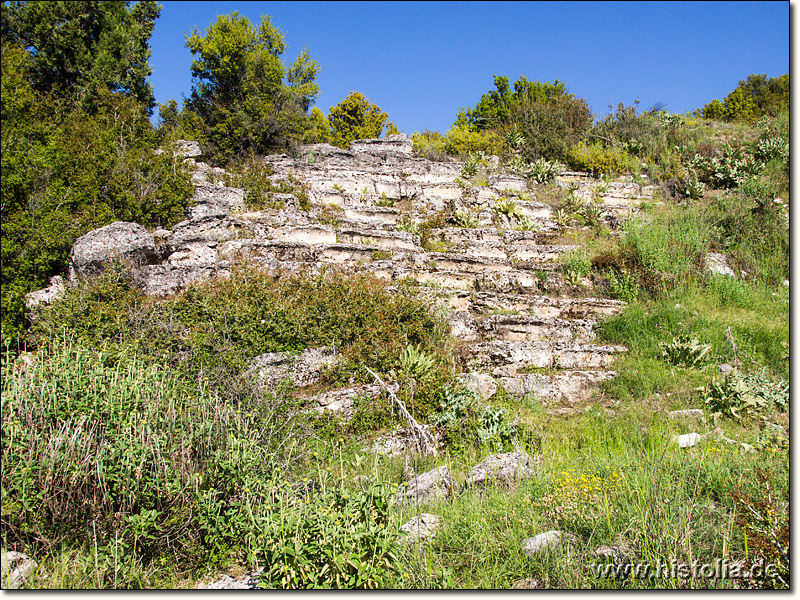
[147,1,789,132]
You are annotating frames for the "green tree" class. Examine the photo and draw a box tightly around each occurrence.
[328,92,389,149]
[1,0,161,113]
[185,11,321,164]
[303,107,331,144]
[455,75,591,162]
[1,41,192,341]
[701,73,789,122]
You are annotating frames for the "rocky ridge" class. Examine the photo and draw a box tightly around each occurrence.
[32,134,660,416]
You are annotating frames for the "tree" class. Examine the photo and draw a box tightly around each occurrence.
[328,92,389,149]
[185,12,321,164]
[1,41,192,340]
[1,0,160,113]
[701,73,789,122]
[457,75,591,162]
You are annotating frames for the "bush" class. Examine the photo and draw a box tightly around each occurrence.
[566,142,633,176]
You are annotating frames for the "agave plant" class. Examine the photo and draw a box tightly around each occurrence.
[451,209,479,228]
[461,152,482,177]
[526,158,560,184]
[397,344,437,382]
[513,215,540,231]
[494,198,523,220]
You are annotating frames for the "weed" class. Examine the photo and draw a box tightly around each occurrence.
[659,335,712,368]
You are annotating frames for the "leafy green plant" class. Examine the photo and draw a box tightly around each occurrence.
[461,152,482,177]
[451,209,479,228]
[513,215,539,231]
[257,480,400,589]
[395,344,437,383]
[375,193,395,207]
[701,372,769,422]
[494,198,523,221]
[659,335,712,368]
[395,218,420,235]
[729,469,789,589]
[523,157,561,184]
[567,142,633,176]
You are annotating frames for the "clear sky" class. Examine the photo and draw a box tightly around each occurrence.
[147,1,789,132]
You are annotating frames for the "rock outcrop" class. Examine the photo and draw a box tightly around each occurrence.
[33,133,649,414]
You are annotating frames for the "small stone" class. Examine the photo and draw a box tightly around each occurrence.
[704,252,735,277]
[463,451,537,490]
[459,372,497,400]
[676,432,702,448]
[399,513,441,544]
[1,551,38,589]
[396,466,455,506]
[668,409,704,420]
[717,363,735,375]
[523,531,580,557]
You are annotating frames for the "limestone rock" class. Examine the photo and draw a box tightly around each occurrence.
[25,275,66,310]
[371,424,438,456]
[705,252,735,277]
[174,139,202,158]
[1,551,38,589]
[350,134,413,157]
[399,513,441,544]
[464,451,537,490]
[676,432,702,448]
[69,221,157,281]
[717,363,736,375]
[189,184,246,218]
[459,372,497,400]
[308,382,397,418]
[522,531,580,557]
[247,346,340,391]
[448,310,479,342]
[396,466,455,506]
[511,578,543,589]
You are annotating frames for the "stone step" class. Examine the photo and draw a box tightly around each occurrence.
[459,340,627,375]
[497,369,618,403]
[461,369,617,403]
[335,227,422,251]
[444,290,627,319]
[476,314,597,343]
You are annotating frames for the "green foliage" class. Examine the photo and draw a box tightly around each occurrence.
[431,385,517,453]
[659,335,711,368]
[702,73,789,122]
[443,125,504,156]
[1,0,161,112]
[515,157,561,184]
[328,92,388,149]
[700,372,769,422]
[395,344,437,383]
[566,141,633,176]
[303,107,331,144]
[185,12,321,163]
[223,154,310,211]
[451,209,479,228]
[257,481,399,589]
[729,469,789,589]
[1,43,193,339]
[1,333,290,573]
[689,144,761,189]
